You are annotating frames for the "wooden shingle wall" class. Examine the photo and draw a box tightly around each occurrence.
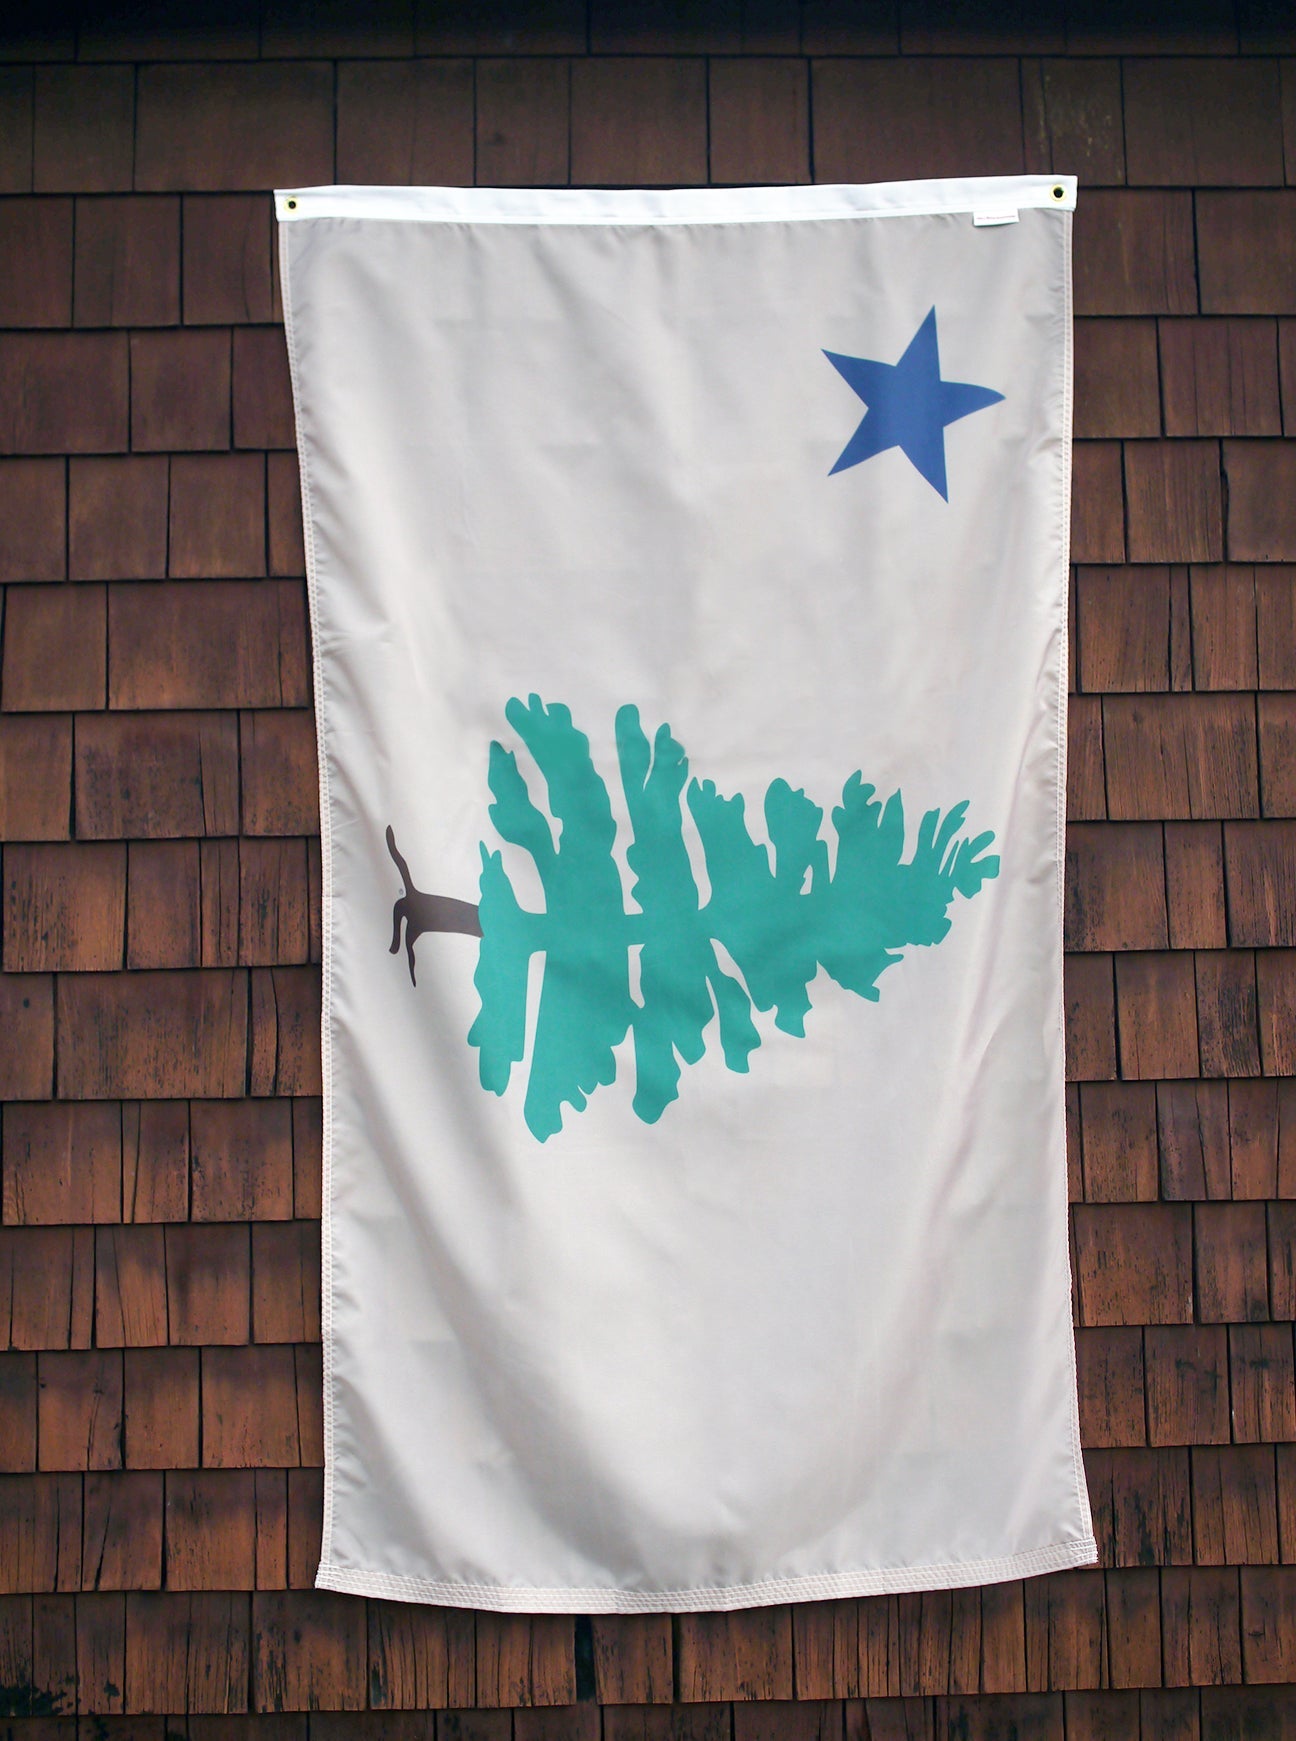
[1,3,1295,1737]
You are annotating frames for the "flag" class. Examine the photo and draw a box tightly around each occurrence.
[278,176,1095,1612]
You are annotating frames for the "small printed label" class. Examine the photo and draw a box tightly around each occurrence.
[972,208,1019,227]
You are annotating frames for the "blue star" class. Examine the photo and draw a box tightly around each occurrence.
[824,308,1004,500]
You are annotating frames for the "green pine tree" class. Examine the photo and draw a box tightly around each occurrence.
[462,695,999,1142]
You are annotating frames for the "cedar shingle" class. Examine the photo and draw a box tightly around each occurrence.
[1198,192,1296,315]
[1072,192,1196,318]
[1104,1572,1161,1690]
[1102,1446,1192,1566]
[165,1223,250,1344]
[124,1591,250,1713]
[1076,567,1171,694]
[1024,1570,1105,1691]
[242,709,318,836]
[82,1469,163,1591]
[73,195,180,328]
[75,711,240,838]
[94,1224,167,1348]
[292,1099,322,1219]
[1192,1445,1280,1564]
[592,1612,674,1703]
[1113,953,1199,1079]
[68,455,169,582]
[0,331,128,454]
[0,198,72,326]
[1073,1205,1193,1325]
[232,326,295,450]
[1273,1202,1296,1320]
[37,1350,122,1470]
[32,67,133,192]
[1161,321,1281,438]
[1259,694,1296,815]
[268,450,306,577]
[0,973,54,1100]
[589,0,744,53]
[136,63,333,192]
[262,0,416,57]
[123,1347,199,1470]
[1123,59,1285,186]
[2,1102,121,1226]
[295,1343,323,1465]
[1230,1324,1296,1441]
[76,1588,126,1712]
[253,1590,368,1713]
[30,1590,77,1715]
[122,1100,190,1225]
[0,1353,37,1471]
[0,457,64,581]
[475,59,571,188]
[709,60,810,186]
[190,1099,293,1222]
[0,715,70,840]
[1021,58,1124,184]
[165,1469,258,1591]
[979,1582,1027,1693]
[252,1221,320,1344]
[1165,823,1227,949]
[201,837,241,968]
[255,1465,288,1589]
[1125,442,1223,564]
[2,584,105,711]
[126,840,200,970]
[475,1613,582,1707]
[368,1596,479,1708]
[1078,1082,1158,1202]
[1064,824,1167,950]
[0,1472,81,1592]
[109,580,309,711]
[0,1225,92,1351]
[336,60,475,185]
[57,970,248,1099]
[250,966,323,1096]
[1066,3,1236,55]
[1256,568,1296,688]
[240,838,312,966]
[1239,1567,1296,1681]
[129,328,231,453]
[202,1345,301,1466]
[571,60,709,187]
[1225,442,1296,561]
[0,68,33,194]
[1195,949,1261,1078]
[1145,1327,1229,1446]
[1066,694,1106,820]
[1157,1080,1230,1200]
[1070,443,1125,564]
[183,193,275,325]
[1103,694,1259,820]
[1195,1203,1270,1323]
[7,843,122,989]
[1074,1327,1145,1448]
[1073,320,1160,439]
[1066,954,1116,1080]
[1229,1079,1290,1199]
[1160,1566,1241,1687]
[1224,821,1296,946]
[169,451,265,578]
[808,58,1023,185]
[1190,566,1259,690]
[1257,950,1296,1075]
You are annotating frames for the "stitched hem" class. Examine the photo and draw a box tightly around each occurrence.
[316,1536,1099,1613]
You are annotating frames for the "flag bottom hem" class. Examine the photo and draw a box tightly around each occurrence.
[316,1534,1099,1613]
